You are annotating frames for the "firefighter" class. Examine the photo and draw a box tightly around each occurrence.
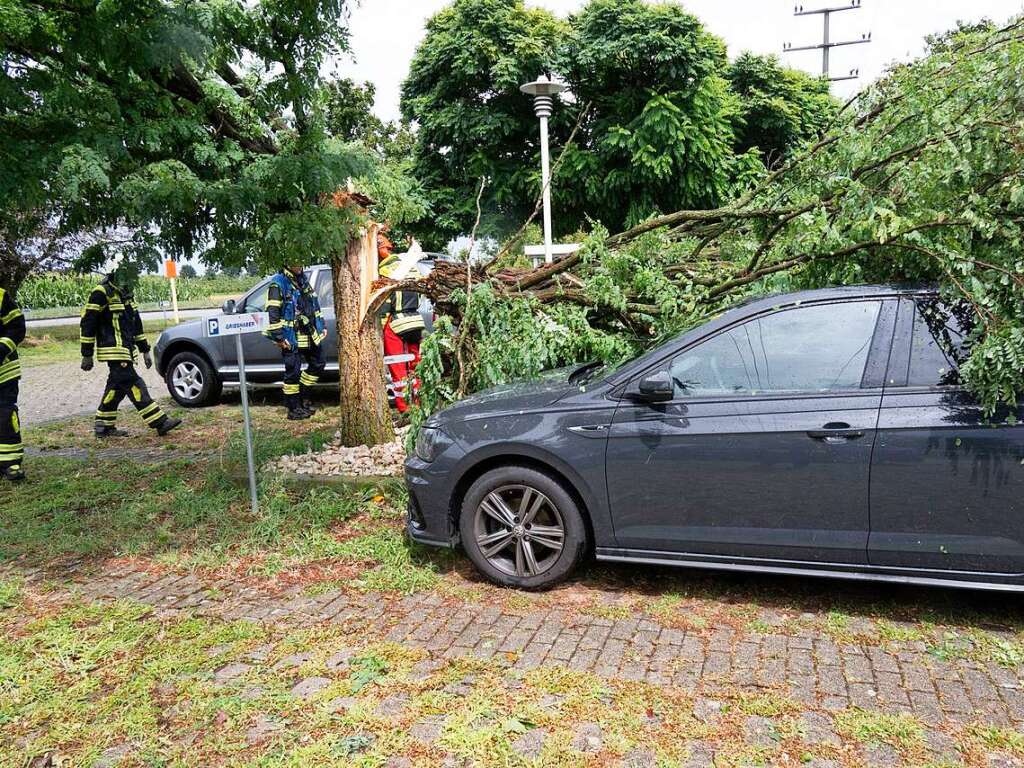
[0,285,26,482]
[264,264,326,420]
[378,234,426,414]
[80,268,182,438]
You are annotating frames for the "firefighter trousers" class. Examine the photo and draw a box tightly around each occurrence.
[282,342,326,407]
[96,362,171,431]
[0,380,22,470]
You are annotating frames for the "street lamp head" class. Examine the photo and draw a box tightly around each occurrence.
[520,74,567,98]
[521,75,566,119]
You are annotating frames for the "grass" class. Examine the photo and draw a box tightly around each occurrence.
[5,403,453,596]
[834,708,925,750]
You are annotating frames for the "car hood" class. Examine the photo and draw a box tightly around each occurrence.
[156,318,204,343]
[432,366,580,423]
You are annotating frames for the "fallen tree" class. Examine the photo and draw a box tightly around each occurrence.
[382,18,1024,422]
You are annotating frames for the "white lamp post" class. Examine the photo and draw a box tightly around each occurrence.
[520,75,566,264]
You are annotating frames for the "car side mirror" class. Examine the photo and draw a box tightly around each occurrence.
[222,299,237,315]
[636,371,674,402]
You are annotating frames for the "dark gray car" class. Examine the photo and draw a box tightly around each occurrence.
[406,285,1024,591]
[154,262,437,407]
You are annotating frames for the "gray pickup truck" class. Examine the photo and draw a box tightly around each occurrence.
[153,261,437,407]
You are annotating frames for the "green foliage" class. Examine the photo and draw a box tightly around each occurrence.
[400,0,839,247]
[0,0,410,282]
[726,53,839,166]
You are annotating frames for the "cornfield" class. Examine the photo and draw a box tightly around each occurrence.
[18,273,255,310]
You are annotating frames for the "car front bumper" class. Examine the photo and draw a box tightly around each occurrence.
[405,453,460,548]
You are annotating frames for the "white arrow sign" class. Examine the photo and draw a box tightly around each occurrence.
[206,313,268,338]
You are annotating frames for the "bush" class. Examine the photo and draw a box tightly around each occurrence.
[18,273,255,310]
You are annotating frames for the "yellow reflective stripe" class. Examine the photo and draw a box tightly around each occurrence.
[282,383,300,395]
[96,349,133,361]
[109,303,126,310]
[266,321,284,330]
[266,299,282,308]
[95,412,117,421]
[138,403,159,418]
[84,303,104,312]
[0,337,15,353]
[299,373,319,385]
[1,309,22,324]
[143,409,164,425]
[102,390,117,405]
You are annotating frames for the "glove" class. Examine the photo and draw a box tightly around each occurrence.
[81,356,94,372]
[143,352,153,369]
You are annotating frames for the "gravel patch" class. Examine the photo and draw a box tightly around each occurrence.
[266,426,409,477]
[19,360,167,426]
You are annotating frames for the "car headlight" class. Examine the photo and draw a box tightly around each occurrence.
[415,426,451,463]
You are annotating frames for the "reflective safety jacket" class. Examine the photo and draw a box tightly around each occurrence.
[0,288,26,386]
[80,279,150,363]
[264,268,326,350]
[379,256,426,338]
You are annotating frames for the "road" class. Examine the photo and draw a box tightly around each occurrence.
[19,359,167,425]
[26,307,216,329]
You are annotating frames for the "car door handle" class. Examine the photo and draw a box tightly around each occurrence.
[568,424,608,438]
[807,422,865,440]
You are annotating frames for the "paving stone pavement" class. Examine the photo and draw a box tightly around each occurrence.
[8,561,1024,731]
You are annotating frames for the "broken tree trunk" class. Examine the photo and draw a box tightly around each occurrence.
[331,222,394,447]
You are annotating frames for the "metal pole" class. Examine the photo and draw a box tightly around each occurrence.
[170,277,180,324]
[823,11,830,76]
[235,333,259,517]
[539,112,554,265]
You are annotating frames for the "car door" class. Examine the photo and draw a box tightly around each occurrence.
[607,298,895,564]
[869,296,1024,573]
[313,268,339,380]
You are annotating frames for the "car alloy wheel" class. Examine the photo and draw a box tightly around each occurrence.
[171,360,204,402]
[473,484,565,578]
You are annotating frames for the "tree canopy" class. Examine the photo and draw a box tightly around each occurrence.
[0,0,425,288]
[400,0,838,248]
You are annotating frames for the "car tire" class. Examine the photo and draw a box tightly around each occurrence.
[165,351,222,408]
[459,466,588,590]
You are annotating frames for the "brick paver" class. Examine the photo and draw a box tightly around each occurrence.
[6,561,1024,730]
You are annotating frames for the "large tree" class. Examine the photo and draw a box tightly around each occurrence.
[400,0,839,248]
[400,0,567,248]
[2,0,414,445]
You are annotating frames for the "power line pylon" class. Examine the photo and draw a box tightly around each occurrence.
[783,1,872,82]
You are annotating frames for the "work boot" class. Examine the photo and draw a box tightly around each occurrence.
[157,417,183,437]
[95,425,129,438]
[300,398,318,415]
[287,407,310,421]
[0,464,25,483]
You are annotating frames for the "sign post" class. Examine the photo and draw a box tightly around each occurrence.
[165,260,180,324]
[205,312,268,516]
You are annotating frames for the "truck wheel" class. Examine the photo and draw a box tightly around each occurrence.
[165,351,221,407]
[460,465,588,590]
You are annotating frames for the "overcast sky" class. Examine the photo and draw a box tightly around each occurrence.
[336,0,1023,123]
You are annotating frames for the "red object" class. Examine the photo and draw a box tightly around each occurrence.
[383,322,420,413]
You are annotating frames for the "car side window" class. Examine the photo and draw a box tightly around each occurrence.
[243,282,271,313]
[906,298,976,387]
[315,269,334,308]
[667,301,882,398]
